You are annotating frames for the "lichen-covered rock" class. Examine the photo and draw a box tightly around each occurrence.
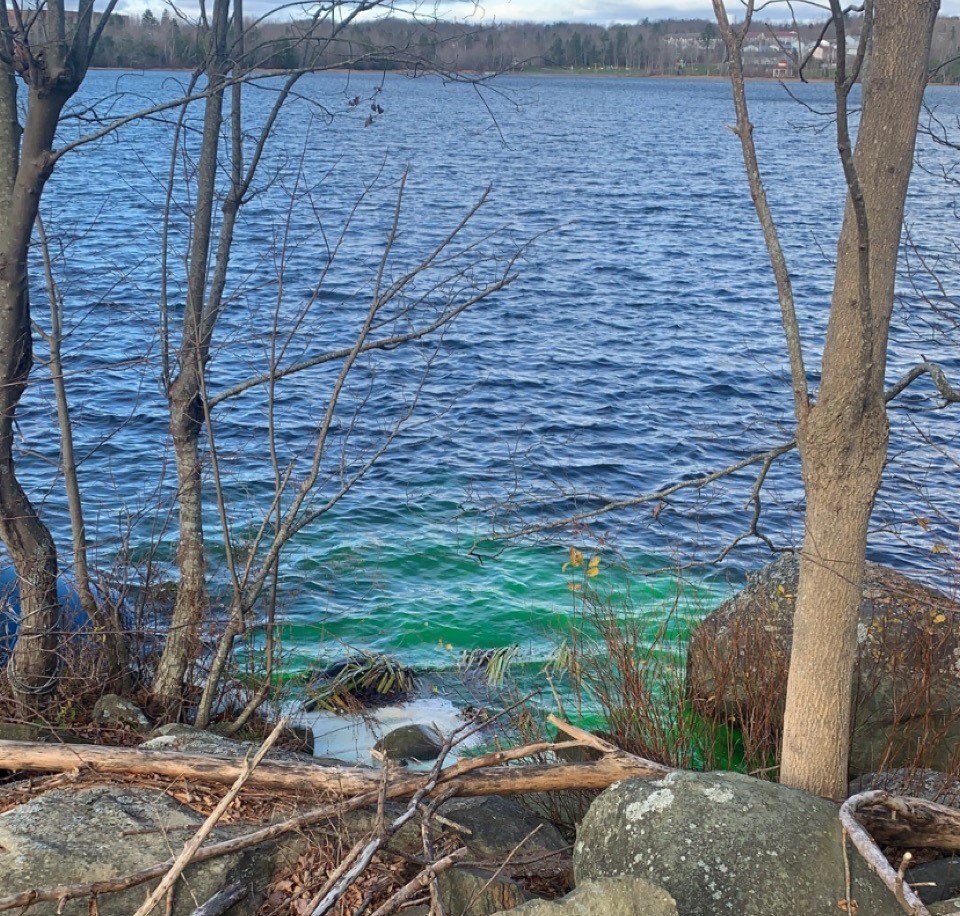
[687,553,960,775]
[495,878,677,916]
[575,770,903,916]
[92,694,151,732]
[0,785,286,915]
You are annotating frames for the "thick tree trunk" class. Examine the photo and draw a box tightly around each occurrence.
[0,91,69,712]
[779,0,939,799]
[781,402,887,799]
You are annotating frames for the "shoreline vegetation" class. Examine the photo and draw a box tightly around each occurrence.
[79,11,960,84]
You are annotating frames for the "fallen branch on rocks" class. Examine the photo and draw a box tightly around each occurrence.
[841,791,930,916]
[6,720,960,916]
[0,733,669,798]
[0,722,655,913]
[189,881,248,916]
[134,719,287,916]
[368,847,469,916]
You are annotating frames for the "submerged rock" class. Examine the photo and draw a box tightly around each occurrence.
[575,770,904,916]
[687,553,960,775]
[374,723,443,761]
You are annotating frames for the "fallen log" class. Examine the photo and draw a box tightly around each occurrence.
[841,791,930,916]
[0,738,669,797]
[189,882,248,916]
[854,792,960,852]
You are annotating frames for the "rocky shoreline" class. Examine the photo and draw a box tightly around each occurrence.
[3,555,960,915]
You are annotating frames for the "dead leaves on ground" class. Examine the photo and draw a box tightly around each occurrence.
[258,839,415,916]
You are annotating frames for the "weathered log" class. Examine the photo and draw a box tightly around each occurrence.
[0,738,668,797]
[841,791,930,916]
[189,882,248,916]
[855,792,960,851]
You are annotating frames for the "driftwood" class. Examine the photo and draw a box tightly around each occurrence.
[367,847,468,916]
[854,791,960,851]
[189,882,248,916]
[841,792,930,916]
[0,736,669,797]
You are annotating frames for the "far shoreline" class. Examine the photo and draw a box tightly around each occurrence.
[87,65,960,87]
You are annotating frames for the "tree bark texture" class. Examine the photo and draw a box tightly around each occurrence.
[780,0,939,799]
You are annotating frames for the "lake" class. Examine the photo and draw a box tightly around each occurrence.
[16,71,960,673]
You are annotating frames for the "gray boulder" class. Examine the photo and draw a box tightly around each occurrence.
[441,795,569,865]
[933,900,960,915]
[142,723,336,765]
[92,694,151,732]
[687,553,960,775]
[0,785,289,915]
[374,723,443,761]
[575,770,903,916]
[438,866,534,916]
[496,878,677,916]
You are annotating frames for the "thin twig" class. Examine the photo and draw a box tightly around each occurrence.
[132,718,287,916]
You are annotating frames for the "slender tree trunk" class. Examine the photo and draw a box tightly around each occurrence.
[150,1,229,713]
[151,370,207,713]
[779,0,938,799]
[38,217,128,688]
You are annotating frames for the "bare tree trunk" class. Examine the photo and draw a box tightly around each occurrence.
[150,1,230,714]
[780,0,938,799]
[36,217,128,688]
[0,90,69,712]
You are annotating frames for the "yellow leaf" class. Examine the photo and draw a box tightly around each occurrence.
[587,566,600,578]
[917,517,931,530]
[568,547,583,568]
[588,555,601,569]
[934,614,947,624]
[933,543,948,555]
[567,582,582,592]
[445,643,454,651]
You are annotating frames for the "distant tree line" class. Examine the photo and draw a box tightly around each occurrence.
[85,12,960,82]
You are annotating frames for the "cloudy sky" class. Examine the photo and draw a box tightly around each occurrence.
[114,0,960,23]
[462,0,960,22]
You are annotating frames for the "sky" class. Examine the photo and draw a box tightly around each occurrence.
[114,0,960,24]
[469,0,960,22]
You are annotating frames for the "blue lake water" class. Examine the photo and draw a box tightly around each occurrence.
[13,71,960,672]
